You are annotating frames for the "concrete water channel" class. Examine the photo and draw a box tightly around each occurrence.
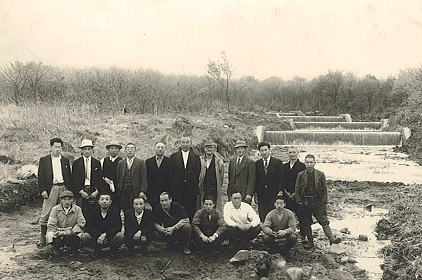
[265,113,422,280]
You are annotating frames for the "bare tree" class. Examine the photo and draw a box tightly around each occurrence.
[207,51,232,112]
[0,62,31,104]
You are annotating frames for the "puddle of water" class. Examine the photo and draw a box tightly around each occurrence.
[326,205,390,280]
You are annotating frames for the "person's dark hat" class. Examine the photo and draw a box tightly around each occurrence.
[204,140,217,147]
[234,140,247,148]
[59,190,74,199]
[106,140,122,150]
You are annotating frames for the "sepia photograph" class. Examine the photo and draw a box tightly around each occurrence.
[0,0,421,279]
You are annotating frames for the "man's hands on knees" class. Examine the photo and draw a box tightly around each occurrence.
[41,191,48,199]
[97,233,107,245]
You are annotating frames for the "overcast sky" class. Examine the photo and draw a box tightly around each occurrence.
[0,0,421,79]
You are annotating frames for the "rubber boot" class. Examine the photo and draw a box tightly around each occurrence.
[322,225,341,245]
[303,236,314,249]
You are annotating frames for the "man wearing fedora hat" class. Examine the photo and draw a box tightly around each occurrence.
[72,139,103,217]
[198,140,224,211]
[101,141,123,207]
[37,137,72,247]
[228,140,256,204]
[46,190,86,255]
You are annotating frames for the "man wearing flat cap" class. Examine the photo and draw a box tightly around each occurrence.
[227,140,256,204]
[198,140,225,210]
[46,190,86,255]
[72,139,103,217]
[101,141,123,208]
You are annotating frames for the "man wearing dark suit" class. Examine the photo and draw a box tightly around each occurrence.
[116,143,148,211]
[295,154,341,249]
[100,141,123,207]
[169,136,201,220]
[72,139,103,218]
[145,142,172,208]
[282,146,306,239]
[124,197,154,253]
[255,142,284,221]
[227,140,256,204]
[37,137,72,247]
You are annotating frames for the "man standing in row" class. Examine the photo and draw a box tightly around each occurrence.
[283,146,306,239]
[255,142,284,221]
[101,141,123,208]
[295,154,341,249]
[228,140,256,204]
[198,140,225,210]
[170,136,201,220]
[116,143,148,211]
[145,142,172,208]
[72,139,103,217]
[37,138,72,247]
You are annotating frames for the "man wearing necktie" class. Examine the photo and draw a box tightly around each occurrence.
[169,136,201,220]
[71,139,103,218]
[145,142,172,208]
[100,141,123,208]
[255,142,284,221]
[227,140,256,204]
[116,143,148,212]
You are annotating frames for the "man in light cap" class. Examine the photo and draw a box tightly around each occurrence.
[101,141,123,208]
[72,139,103,217]
[46,190,86,255]
[145,142,172,208]
[198,140,224,210]
[227,140,256,204]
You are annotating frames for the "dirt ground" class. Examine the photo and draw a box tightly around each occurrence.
[0,180,405,280]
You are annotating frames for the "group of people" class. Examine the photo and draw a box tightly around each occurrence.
[37,136,341,256]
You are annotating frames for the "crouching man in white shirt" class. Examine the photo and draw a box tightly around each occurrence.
[223,192,261,249]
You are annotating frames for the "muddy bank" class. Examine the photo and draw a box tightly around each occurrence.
[375,184,422,280]
[0,180,402,280]
[0,179,38,212]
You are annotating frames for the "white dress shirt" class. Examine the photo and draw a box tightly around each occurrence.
[135,210,144,225]
[51,155,64,184]
[182,150,189,169]
[83,156,91,186]
[289,159,297,169]
[223,201,260,227]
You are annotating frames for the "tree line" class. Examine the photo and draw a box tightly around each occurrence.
[0,60,420,121]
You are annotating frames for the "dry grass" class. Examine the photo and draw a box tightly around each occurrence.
[0,103,267,181]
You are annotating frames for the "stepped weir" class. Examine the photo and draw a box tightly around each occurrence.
[259,113,404,146]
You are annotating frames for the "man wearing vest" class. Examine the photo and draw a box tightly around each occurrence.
[295,154,341,249]
[101,141,123,208]
[72,139,103,218]
[145,142,172,209]
[116,143,148,211]
[198,140,225,211]
[37,137,72,247]
[227,140,256,204]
